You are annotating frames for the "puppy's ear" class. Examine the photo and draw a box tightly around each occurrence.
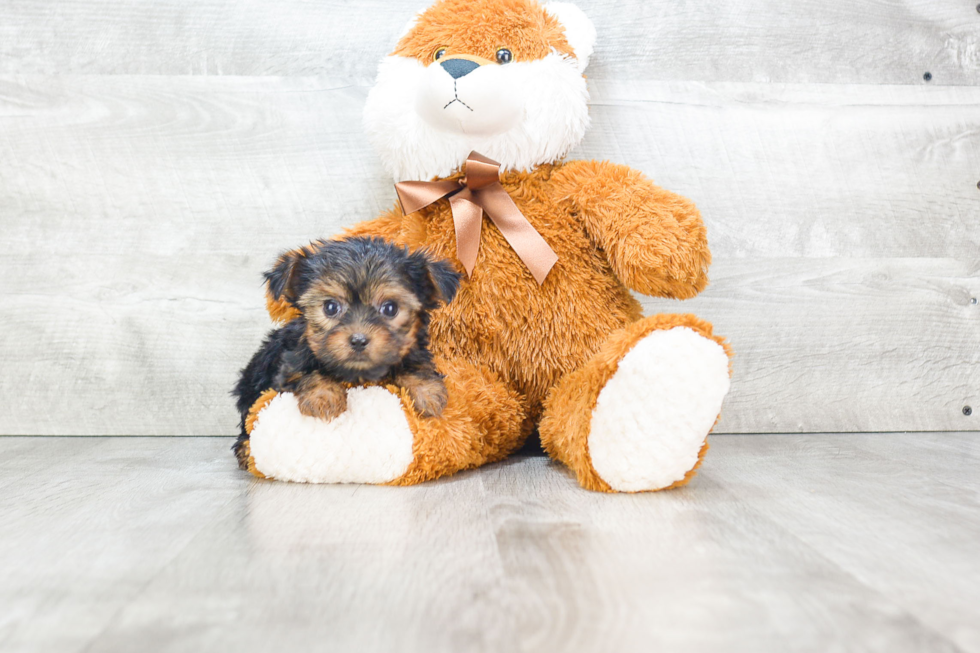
[264,248,307,304]
[426,258,461,306]
[407,250,461,308]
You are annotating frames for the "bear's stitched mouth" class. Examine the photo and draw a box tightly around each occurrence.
[442,80,474,112]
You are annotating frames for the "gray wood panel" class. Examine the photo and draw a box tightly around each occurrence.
[587,80,980,259]
[0,75,977,434]
[1,0,978,85]
[645,257,980,433]
[1,435,978,652]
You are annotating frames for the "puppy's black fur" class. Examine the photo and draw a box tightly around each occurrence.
[232,237,460,470]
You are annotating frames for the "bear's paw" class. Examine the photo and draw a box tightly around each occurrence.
[588,327,731,491]
[249,387,415,484]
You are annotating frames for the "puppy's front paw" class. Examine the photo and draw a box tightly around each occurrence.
[294,374,348,422]
[398,373,448,418]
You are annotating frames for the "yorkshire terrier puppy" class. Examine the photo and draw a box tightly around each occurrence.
[232,237,461,469]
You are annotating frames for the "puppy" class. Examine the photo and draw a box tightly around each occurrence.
[232,237,461,470]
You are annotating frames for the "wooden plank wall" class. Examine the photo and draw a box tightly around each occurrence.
[0,0,977,435]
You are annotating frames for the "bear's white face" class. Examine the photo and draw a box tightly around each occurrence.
[414,57,525,137]
[363,0,596,181]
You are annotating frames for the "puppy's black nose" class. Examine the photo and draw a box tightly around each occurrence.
[349,334,369,351]
[441,58,480,79]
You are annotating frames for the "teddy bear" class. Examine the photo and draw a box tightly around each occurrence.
[237,0,732,492]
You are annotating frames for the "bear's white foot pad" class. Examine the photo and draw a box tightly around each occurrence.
[249,387,415,484]
[588,327,731,491]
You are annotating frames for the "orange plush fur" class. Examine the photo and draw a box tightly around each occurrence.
[392,0,575,65]
[244,0,732,491]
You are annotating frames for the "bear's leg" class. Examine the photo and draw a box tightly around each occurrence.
[240,358,527,485]
[539,314,732,492]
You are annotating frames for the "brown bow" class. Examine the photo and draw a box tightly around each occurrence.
[394,151,558,285]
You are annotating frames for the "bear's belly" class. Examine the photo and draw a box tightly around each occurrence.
[426,215,643,409]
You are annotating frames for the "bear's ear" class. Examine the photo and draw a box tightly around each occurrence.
[394,7,426,42]
[264,248,307,305]
[544,3,596,73]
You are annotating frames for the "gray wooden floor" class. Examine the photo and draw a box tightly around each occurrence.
[1,434,978,653]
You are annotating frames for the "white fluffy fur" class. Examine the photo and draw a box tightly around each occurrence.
[414,60,525,137]
[249,388,415,484]
[544,2,596,72]
[363,52,590,181]
[588,328,731,492]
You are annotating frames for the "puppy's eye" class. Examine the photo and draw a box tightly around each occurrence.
[323,300,342,317]
[380,301,399,318]
[433,47,448,61]
[495,48,513,64]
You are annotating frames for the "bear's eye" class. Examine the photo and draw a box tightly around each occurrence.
[433,47,448,62]
[323,300,342,317]
[380,301,399,318]
[495,48,513,64]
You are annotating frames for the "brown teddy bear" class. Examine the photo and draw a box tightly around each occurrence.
[238,0,732,492]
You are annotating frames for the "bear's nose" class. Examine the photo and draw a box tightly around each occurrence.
[440,58,480,79]
[349,334,369,351]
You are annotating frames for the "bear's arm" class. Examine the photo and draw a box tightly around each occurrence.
[264,208,405,323]
[554,160,710,300]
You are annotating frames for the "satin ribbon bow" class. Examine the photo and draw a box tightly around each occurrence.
[394,151,558,285]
